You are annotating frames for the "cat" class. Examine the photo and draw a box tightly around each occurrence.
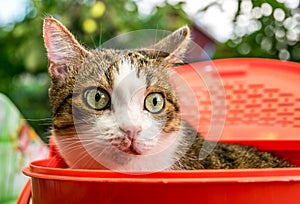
[43,16,291,171]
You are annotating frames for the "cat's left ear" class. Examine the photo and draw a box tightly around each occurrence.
[151,26,190,65]
[43,16,90,83]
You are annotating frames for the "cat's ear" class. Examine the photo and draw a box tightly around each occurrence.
[43,16,90,83]
[151,26,190,65]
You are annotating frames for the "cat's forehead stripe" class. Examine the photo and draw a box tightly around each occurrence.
[114,59,137,84]
[112,59,146,100]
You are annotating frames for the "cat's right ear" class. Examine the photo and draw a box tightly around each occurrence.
[43,17,90,83]
[150,26,190,65]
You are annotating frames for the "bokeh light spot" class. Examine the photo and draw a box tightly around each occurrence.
[274,8,285,22]
[83,18,97,33]
[279,49,290,60]
[90,1,106,18]
[261,3,272,16]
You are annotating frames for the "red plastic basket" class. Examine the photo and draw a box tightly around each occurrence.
[19,58,300,204]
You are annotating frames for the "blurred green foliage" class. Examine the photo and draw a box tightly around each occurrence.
[0,0,299,142]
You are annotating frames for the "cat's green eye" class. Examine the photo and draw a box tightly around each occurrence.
[84,88,110,110]
[144,93,165,114]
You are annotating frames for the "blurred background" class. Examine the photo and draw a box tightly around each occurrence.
[0,0,299,142]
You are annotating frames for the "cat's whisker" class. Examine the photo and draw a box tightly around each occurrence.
[60,146,85,158]
[71,145,109,168]
[22,118,53,128]
[68,152,91,168]
[59,139,96,146]
[92,146,112,162]
[25,117,52,120]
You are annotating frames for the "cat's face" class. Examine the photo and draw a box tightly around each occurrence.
[44,17,190,171]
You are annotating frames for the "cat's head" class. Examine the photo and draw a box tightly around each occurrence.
[44,16,191,171]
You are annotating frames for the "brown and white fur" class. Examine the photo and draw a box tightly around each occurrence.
[44,17,290,172]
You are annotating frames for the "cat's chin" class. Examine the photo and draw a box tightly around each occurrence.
[122,147,141,155]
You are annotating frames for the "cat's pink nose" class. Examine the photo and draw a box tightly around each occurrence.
[120,125,142,139]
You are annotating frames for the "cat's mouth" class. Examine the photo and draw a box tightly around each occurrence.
[111,136,143,155]
[122,145,141,155]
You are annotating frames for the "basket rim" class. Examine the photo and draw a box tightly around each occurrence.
[22,158,300,183]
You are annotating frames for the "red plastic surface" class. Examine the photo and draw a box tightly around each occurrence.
[16,180,31,204]
[22,159,300,204]
[176,58,300,148]
[21,58,300,204]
